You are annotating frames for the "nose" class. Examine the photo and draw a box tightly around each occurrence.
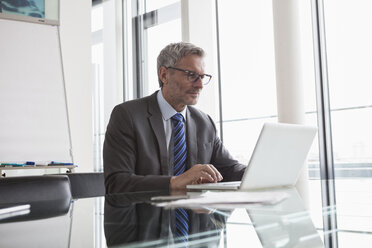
[193,76,203,89]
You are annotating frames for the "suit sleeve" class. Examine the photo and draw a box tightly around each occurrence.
[208,116,246,182]
[103,105,171,193]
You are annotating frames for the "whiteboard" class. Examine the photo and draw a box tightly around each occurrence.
[0,19,72,163]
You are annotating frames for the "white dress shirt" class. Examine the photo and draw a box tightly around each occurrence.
[157,90,187,152]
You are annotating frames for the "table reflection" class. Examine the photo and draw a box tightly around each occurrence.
[244,188,324,248]
[104,191,228,247]
[0,188,327,247]
[103,188,325,248]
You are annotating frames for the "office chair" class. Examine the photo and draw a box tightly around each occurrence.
[0,175,73,247]
[0,175,72,222]
[51,172,105,199]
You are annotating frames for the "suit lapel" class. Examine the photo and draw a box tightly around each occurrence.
[148,92,169,175]
[186,109,197,169]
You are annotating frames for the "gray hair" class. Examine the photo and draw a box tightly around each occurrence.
[157,42,205,87]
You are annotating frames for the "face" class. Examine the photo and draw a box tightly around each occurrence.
[160,54,205,112]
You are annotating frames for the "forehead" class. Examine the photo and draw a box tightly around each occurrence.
[176,54,205,72]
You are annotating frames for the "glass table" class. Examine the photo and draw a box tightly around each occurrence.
[1,182,372,247]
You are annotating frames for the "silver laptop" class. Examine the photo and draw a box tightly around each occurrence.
[187,122,317,191]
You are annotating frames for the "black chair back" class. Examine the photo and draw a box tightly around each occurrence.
[0,175,71,222]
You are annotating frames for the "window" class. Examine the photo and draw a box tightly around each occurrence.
[92,1,124,246]
[217,0,323,230]
[92,0,123,172]
[322,0,372,243]
[133,0,182,97]
[144,0,179,13]
[145,18,182,96]
[217,0,277,164]
[323,0,372,176]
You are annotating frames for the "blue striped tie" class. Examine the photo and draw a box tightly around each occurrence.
[171,113,189,243]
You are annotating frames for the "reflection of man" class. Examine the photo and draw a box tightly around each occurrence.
[104,193,226,247]
[104,42,245,193]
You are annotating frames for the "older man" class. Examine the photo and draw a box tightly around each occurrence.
[103,42,245,193]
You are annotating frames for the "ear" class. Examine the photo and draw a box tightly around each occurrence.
[159,66,168,86]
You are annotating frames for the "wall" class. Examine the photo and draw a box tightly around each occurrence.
[60,0,93,172]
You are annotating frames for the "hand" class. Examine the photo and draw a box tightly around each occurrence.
[170,164,223,190]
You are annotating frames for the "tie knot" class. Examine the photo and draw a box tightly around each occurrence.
[171,113,184,123]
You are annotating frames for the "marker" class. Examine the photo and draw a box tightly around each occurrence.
[49,161,74,166]
[0,163,24,167]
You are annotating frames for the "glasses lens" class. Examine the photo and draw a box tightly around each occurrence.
[187,72,198,82]
[202,75,211,85]
[184,70,211,85]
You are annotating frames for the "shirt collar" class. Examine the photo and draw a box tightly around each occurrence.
[157,90,187,121]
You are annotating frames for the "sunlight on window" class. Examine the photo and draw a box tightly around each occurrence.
[145,18,182,96]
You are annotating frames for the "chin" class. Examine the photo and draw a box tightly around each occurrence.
[183,94,199,106]
[187,100,198,106]
[185,97,199,106]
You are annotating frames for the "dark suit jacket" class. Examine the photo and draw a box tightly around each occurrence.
[103,91,245,193]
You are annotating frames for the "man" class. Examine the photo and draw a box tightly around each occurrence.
[104,42,245,193]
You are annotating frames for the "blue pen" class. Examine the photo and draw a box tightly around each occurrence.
[1,162,35,166]
[50,161,74,165]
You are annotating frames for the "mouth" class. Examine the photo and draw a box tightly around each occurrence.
[188,91,200,96]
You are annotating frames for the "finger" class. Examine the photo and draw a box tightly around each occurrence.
[206,164,223,181]
[203,164,218,182]
[200,171,215,182]
[204,164,222,182]
[190,164,219,182]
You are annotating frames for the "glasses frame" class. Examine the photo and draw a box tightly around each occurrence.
[166,66,212,85]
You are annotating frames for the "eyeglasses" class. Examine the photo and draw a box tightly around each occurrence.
[166,67,212,85]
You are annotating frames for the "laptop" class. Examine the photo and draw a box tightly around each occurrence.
[186,122,317,191]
